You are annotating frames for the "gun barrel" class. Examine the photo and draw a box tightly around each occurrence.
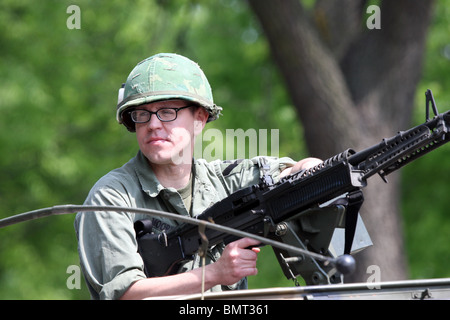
[348,110,450,180]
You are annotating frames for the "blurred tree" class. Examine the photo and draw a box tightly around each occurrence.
[0,0,208,299]
[0,0,297,299]
[248,0,435,282]
[401,1,450,279]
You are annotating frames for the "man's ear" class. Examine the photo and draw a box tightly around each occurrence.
[193,107,209,136]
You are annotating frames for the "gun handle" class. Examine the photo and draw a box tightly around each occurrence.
[136,231,193,277]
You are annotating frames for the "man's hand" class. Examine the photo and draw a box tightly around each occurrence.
[280,157,323,178]
[208,237,261,286]
[121,237,261,299]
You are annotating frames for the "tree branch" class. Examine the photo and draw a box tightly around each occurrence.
[248,0,361,158]
[313,0,366,61]
[341,0,435,130]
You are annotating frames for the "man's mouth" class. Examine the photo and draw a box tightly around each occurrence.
[147,136,169,145]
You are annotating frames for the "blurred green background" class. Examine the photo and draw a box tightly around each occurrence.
[0,0,449,299]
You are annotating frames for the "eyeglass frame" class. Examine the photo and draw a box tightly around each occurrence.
[128,105,194,123]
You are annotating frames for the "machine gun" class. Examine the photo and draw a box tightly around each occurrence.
[134,90,450,285]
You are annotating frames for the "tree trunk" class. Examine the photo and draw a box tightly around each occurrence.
[248,0,434,282]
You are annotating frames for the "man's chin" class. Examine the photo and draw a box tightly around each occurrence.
[144,152,192,166]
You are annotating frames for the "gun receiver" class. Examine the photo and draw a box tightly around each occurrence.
[135,90,450,285]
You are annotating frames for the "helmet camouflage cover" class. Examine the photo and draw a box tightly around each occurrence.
[116,53,222,131]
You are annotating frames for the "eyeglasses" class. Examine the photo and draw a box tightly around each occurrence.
[129,105,193,123]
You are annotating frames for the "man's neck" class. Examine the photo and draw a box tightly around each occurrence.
[150,161,192,190]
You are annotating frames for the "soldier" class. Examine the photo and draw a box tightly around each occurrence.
[74,53,321,299]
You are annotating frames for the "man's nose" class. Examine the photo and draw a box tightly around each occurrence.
[146,113,163,129]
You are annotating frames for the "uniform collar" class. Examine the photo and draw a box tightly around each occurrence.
[134,151,198,198]
[134,150,168,197]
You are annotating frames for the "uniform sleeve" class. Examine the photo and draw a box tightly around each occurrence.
[74,181,146,300]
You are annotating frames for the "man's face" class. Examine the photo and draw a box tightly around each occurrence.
[135,100,207,166]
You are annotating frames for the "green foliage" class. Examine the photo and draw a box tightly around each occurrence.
[0,0,301,299]
[0,0,449,299]
[402,1,450,280]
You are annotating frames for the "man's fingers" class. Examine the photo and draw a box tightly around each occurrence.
[251,247,261,253]
[234,237,261,249]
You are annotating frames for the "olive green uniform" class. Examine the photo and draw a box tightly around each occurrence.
[75,151,295,299]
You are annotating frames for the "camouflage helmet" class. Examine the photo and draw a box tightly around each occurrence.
[116,53,222,132]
